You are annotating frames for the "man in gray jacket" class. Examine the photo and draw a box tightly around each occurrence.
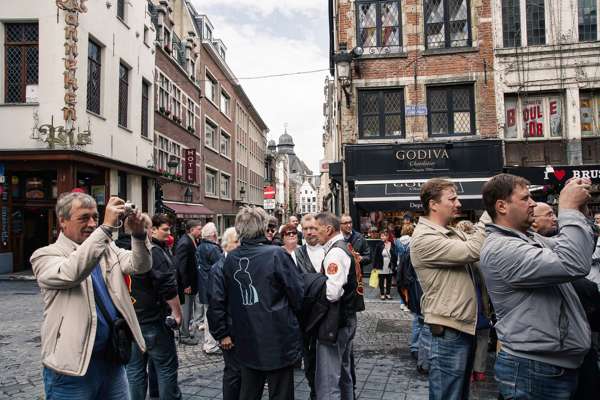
[480,174,595,399]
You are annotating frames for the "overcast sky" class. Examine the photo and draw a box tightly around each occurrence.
[190,0,329,174]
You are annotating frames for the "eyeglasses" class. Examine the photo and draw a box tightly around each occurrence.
[284,231,298,237]
[267,226,277,233]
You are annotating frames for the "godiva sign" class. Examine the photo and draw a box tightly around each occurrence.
[345,140,503,180]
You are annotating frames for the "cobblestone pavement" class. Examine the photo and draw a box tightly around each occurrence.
[0,280,498,400]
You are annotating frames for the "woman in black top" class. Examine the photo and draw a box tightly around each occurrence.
[372,231,397,300]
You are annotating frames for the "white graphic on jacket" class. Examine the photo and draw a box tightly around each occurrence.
[234,257,259,305]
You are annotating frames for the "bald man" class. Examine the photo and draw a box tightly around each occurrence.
[531,203,558,237]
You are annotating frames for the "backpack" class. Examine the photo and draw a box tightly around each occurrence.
[395,239,423,315]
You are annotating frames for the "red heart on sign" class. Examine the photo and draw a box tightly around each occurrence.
[553,169,566,181]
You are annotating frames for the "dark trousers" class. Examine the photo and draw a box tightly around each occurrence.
[575,347,599,400]
[378,273,392,295]
[240,365,294,400]
[303,335,317,400]
[222,348,242,400]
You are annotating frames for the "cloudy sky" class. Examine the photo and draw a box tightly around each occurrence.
[190,0,329,173]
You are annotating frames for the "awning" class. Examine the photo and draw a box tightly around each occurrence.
[353,177,490,211]
[163,201,214,218]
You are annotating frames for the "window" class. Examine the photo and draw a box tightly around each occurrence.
[205,119,218,149]
[357,89,405,138]
[579,91,600,136]
[427,85,475,136]
[424,0,471,49]
[141,80,150,138]
[206,168,217,196]
[502,0,521,47]
[143,26,149,46]
[186,98,196,131]
[86,39,101,114]
[220,90,230,116]
[154,135,183,175]
[4,22,38,103]
[117,0,125,20]
[526,0,545,45]
[579,0,598,42]
[504,94,563,139]
[118,63,129,127]
[163,28,171,50]
[220,173,230,198]
[356,1,402,52]
[220,131,231,157]
[158,73,169,112]
[205,72,218,104]
[172,85,181,119]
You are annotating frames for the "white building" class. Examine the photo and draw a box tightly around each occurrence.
[492,0,600,166]
[0,0,157,272]
[297,177,320,215]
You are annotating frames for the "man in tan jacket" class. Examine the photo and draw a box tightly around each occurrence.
[410,178,490,400]
[31,192,151,399]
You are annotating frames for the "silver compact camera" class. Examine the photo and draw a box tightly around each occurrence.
[123,201,136,218]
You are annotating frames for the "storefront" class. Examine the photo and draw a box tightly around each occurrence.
[0,150,158,273]
[346,140,504,234]
[505,164,600,213]
[162,200,214,237]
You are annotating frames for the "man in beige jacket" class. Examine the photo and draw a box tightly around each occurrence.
[410,178,490,400]
[31,192,151,400]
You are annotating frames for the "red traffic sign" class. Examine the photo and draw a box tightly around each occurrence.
[263,185,276,199]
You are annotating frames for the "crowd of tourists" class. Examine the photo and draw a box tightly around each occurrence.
[29,172,600,400]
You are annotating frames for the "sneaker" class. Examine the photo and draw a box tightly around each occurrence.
[400,304,410,312]
[380,295,386,300]
[385,294,392,300]
[473,372,486,382]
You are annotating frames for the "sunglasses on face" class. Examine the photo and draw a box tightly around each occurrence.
[284,231,298,237]
[267,225,277,233]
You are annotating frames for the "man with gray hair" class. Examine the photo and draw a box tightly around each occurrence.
[175,219,202,345]
[314,212,359,400]
[210,206,303,399]
[31,193,151,399]
[196,222,223,354]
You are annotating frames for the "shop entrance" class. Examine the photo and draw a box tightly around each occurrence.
[12,206,51,271]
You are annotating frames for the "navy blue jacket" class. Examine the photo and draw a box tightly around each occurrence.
[196,239,222,304]
[208,236,303,371]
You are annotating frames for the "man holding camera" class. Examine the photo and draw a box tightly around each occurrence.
[481,175,595,399]
[31,193,151,399]
[126,213,183,400]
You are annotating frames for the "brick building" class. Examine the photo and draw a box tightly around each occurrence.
[149,0,209,233]
[324,0,503,234]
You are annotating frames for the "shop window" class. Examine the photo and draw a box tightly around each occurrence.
[526,0,545,45]
[118,62,129,127]
[205,119,218,149]
[4,22,39,103]
[206,168,217,196]
[427,84,475,136]
[220,173,230,198]
[578,0,598,42]
[502,0,521,47]
[358,88,405,139]
[87,39,102,114]
[118,171,127,200]
[580,91,600,136]
[141,80,150,138]
[356,1,402,54]
[504,94,563,139]
[424,0,471,49]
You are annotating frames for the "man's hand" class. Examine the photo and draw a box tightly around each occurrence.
[103,196,125,227]
[220,336,234,350]
[125,210,148,237]
[559,178,591,211]
[184,286,192,295]
[171,311,182,327]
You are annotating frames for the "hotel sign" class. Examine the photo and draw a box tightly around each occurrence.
[184,149,197,183]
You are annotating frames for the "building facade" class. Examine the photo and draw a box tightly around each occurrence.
[492,0,600,166]
[149,0,210,233]
[324,0,502,233]
[0,0,157,272]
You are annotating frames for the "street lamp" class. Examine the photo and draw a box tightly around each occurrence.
[333,47,362,108]
[167,155,179,172]
[184,186,193,203]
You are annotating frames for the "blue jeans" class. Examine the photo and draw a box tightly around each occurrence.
[410,313,424,353]
[418,322,432,372]
[43,353,130,400]
[428,325,474,400]
[495,350,578,400]
[126,320,181,400]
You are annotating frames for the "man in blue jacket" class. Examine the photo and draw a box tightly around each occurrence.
[481,174,595,400]
[209,206,304,400]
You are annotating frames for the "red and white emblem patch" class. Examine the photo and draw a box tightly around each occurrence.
[326,263,339,274]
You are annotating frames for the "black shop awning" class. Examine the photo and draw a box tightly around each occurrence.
[353,177,490,211]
